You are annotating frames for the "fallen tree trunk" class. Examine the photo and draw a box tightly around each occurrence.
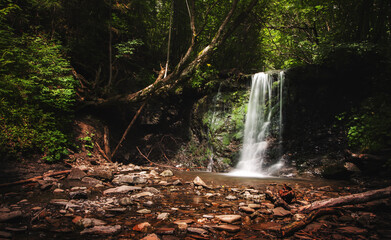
[299,186,391,213]
[0,170,71,188]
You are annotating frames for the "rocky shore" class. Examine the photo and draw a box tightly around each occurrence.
[0,161,391,239]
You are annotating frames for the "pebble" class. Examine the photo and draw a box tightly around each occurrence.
[193,176,210,188]
[187,227,209,236]
[140,233,160,240]
[160,170,173,177]
[103,186,141,195]
[119,197,133,206]
[137,209,151,214]
[240,206,255,213]
[80,225,121,235]
[155,227,175,235]
[216,215,241,223]
[53,188,65,193]
[157,212,169,220]
[133,222,152,232]
[225,195,237,200]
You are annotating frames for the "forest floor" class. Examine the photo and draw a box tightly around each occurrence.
[0,155,391,240]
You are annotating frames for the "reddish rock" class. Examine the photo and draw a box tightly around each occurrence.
[240,206,255,213]
[253,222,281,231]
[173,219,194,224]
[212,224,240,233]
[216,215,241,223]
[272,207,291,217]
[140,233,160,240]
[133,222,152,233]
[155,227,175,235]
[72,216,82,225]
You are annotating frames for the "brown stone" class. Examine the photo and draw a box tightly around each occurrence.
[215,215,241,223]
[155,227,175,235]
[140,233,160,240]
[253,222,281,231]
[133,222,152,233]
[240,206,255,213]
[212,224,240,233]
[272,207,291,217]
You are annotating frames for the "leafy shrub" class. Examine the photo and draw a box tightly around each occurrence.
[337,95,391,152]
[0,30,76,161]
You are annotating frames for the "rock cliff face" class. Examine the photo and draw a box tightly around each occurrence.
[187,87,249,172]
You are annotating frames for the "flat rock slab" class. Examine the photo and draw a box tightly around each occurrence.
[273,207,291,217]
[77,218,106,228]
[131,192,154,199]
[188,227,209,236]
[252,222,282,231]
[80,225,121,235]
[174,219,194,224]
[82,177,102,185]
[103,186,142,195]
[248,204,262,209]
[240,206,255,213]
[155,227,175,235]
[140,233,160,240]
[67,168,86,180]
[212,224,241,233]
[0,211,22,222]
[216,215,241,223]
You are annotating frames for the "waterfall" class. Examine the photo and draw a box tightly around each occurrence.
[229,72,285,177]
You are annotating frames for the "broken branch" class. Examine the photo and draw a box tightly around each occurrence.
[299,186,391,213]
[0,170,71,188]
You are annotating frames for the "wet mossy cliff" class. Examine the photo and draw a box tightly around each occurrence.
[184,48,391,178]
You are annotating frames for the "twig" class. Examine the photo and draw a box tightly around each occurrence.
[136,146,177,169]
[111,101,147,159]
[95,141,112,163]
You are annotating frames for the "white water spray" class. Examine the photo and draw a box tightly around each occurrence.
[229,72,285,177]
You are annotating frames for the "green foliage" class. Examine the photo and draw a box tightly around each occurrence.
[191,64,219,89]
[79,131,95,157]
[261,0,391,69]
[115,39,143,59]
[0,17,76,161]
[337,95,391,152]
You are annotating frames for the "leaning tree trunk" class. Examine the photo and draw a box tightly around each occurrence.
[83,0,258,108]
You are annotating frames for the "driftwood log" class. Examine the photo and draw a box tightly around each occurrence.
[299,186,391,213]
[0,170,71,188]
[281,208,338,237]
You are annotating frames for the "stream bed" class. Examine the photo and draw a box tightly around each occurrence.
[0,162,390,239]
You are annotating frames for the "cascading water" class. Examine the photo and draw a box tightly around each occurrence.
[229,71,285,177]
